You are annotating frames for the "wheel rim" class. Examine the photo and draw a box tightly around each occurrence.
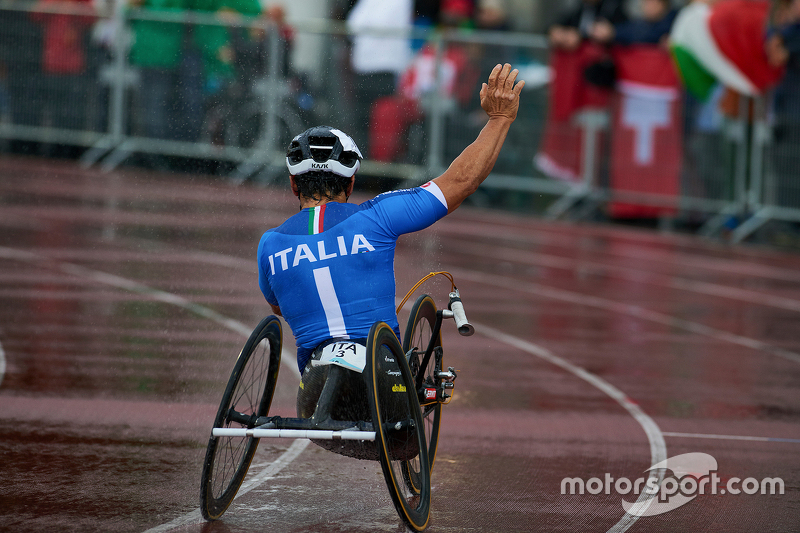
[402,295,442,488]
[201,318,281,519]
[209,334,273,499]
[370,323,430,531]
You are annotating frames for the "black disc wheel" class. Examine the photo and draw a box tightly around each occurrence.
[367,322,431,532]
[402,294,442,484]
[200,315,282,520]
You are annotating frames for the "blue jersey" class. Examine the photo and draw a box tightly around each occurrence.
[258,182,449,372]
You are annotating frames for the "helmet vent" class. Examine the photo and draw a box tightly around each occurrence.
[338,152,359,168]
[308,135,336,162]
[287,140,304,164]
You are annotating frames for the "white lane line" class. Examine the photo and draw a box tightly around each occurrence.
[446,239,800,314]
[662,432,800,444]
[142,439,310,533]
[0,246,299,378]
[438,217,800,283]
[473,322,667,532]
[669,277,800,313]
[453,268,800,366]
[0,246,309,532]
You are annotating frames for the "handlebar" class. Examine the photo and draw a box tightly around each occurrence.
[448,289,474,337]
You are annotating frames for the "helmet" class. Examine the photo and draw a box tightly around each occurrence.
[286,126,363,178]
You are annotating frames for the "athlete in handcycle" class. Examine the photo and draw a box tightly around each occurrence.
[199,63,524,531]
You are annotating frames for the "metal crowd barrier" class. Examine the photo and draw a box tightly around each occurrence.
[0,1,799,241]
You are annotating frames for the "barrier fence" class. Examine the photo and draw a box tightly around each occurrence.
[1,1,799,242]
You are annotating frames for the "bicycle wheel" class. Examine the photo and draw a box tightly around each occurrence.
[402,294,442,482]
[200,315,282,520]
[366,322,431,532]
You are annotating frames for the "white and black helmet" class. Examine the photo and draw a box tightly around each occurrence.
[286,126,363,178]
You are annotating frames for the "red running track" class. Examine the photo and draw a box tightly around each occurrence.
[0,156,798,532]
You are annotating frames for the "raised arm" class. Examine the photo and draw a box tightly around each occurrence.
[433,63,524,213]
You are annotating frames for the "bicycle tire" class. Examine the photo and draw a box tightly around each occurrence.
[366,322,431,532]
[402,294,443,481]
[200,315,282,520]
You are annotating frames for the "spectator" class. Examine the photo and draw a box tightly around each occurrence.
[535,0,627,183]
[766,0,800,200]
[368,39,479,163]
[346,0,413,155]
[212,3,297,147]
[412,0,442,51]
[191,0,261,98]
[0,6,22,130]
[128,0,192,143]
[549,0,627,51]
[414,0,441,28]
[590,0,677,47]
[594,0,683,219]
[367,0,480,163]
[30,0,95,152]
[225,4,294,89]
[767,0,800,108]
[440,0,475,29]
[473,0,513,79]
[476,0,510,32]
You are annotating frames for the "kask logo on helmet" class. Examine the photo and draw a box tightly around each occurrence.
[311,163,330,169]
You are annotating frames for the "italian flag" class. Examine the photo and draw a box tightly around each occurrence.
[669,0,783,101]
[308,205,326,235]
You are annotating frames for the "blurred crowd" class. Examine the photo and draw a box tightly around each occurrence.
[0,0,296,162]
[537,0,800,222]
[546,0,800,120]
[0,0,799,184]
[0,0,516,164]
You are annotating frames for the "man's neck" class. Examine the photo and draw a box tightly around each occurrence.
[299,193,348,209]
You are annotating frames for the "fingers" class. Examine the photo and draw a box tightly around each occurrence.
[481,62,524,119]
[487,64,502,90]
[504,67,518,94]
[488,63,521,95]
[495,64,511,92]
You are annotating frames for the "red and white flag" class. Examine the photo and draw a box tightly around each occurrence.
[535,42,612,183]
[608,45,682,218]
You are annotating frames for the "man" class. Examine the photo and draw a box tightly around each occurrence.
[589,0,677,46]
[258,63,524,375]
[548,0,628,51]
[346,0,414,154]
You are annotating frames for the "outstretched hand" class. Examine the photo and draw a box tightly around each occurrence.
[480,63,525,121]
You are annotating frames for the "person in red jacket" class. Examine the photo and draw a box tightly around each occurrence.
[30,0,95,150]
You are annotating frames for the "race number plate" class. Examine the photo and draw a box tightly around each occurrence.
[313,341,367,373]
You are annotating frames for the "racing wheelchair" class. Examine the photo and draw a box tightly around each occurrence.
[199,273,472,531]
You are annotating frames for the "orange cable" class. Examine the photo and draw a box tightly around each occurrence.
[396,271,456,315]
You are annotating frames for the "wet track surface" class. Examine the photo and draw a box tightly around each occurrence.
[1,156,798,532]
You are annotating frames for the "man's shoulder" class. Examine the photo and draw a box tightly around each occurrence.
[361,182,448,212]
[268,209,315,236]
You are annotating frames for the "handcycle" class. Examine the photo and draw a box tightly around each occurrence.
[199,272,472,531]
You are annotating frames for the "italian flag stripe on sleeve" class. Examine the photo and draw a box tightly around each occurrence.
[308,205,326,235]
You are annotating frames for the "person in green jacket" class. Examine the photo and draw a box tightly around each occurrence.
[129,0,193,142]
[189,0,261,146]
[190,0,261,91]
[128,0,261,148]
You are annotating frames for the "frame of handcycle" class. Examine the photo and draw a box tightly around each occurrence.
[211,289,471,442]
